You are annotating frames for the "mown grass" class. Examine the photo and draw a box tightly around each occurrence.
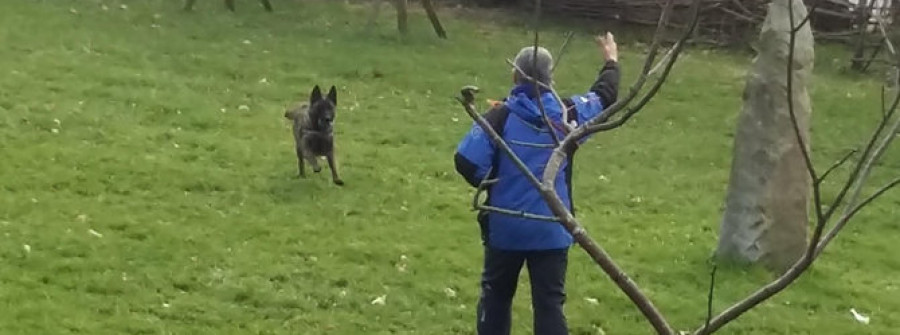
[0,0,897,334]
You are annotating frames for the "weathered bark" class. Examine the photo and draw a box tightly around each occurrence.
[421,0,447,38]
[716,0,815,274]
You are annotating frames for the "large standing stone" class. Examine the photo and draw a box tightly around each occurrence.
[715,0,815,274]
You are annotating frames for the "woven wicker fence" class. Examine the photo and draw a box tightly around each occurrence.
[486,0,895,46]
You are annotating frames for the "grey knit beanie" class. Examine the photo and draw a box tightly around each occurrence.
[512,46,553,86]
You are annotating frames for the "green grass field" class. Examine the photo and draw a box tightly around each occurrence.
[1,0,898,334]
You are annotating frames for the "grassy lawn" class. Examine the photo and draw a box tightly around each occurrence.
[1,0,898,334]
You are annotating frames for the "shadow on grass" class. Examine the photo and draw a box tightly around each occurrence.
[264,169,336,204]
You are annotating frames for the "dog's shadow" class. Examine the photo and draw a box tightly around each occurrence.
[265,171,341,204]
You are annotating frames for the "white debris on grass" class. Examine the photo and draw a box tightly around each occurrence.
[88,229,103,238]
[443,287,457,298]
[851,308,871,325]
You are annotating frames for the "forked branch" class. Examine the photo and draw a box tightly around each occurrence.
[456,0,699,333]
[457,0,897,333]
[694,1,900,333]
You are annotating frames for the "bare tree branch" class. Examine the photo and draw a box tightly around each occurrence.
[816,149,857,184]
[472,172,560,222]
[552,31,576,72]
[704,264,718,331]
[874,15,897,59]
[542,0,700,185]
[455,96,545,191]
[814,14,900,237]
[816,98,900,255]
[782,0,823,224]
[542,30,579,130]
[458,0,896,333]
[456,2,687,326]
[586,39,688,133]
[814,14,900,229]
[648,44,680,77]
[819,176,900,246]
[527,0,562,147]
[505,58,574,134]
[791,0,819,34]
[816,67,900,233]
[694,2,900,333]
[477,205,561,222]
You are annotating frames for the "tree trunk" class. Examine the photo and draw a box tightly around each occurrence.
[894,0,900,23]
[368,0,383,27]
[851,0,871,71]
[225,0,236,12]
[716,0,815,275]
[184,0,197,11]
[394,0,409,35]
[260,0,273,12]
[421,0,447,38]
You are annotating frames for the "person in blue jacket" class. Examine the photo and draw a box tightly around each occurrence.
[454,33,620,335]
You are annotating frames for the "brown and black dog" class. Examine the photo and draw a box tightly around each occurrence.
[284,85,344,186]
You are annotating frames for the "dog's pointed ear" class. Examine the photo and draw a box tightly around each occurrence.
[310,85,323,104]
[327,85,337,105]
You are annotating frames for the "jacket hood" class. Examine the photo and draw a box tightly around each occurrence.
[505,83,563,127]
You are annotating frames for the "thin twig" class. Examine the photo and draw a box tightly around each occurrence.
[506,58,574,133]
[648,44,679,77]
[528,0,560,146]
[587,0,678,125]
[541,0,694,185]
[477,205,561,222]
[816,94,900,255]
[455,97,545,191]
[818,177,900,250]
[472,170,497,210]
[792,0,819,34]
[694,175,900,335]
[586,39,688,133]
[457,93,669,335]
[692,2,819,333]
[785,0,822,223]
[704,264,718,331]
[816,149,857,184]
[818,64,900,230]
[874,15,897,58]
[552,31,575,72]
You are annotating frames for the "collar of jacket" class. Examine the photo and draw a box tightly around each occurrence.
[509,82,551,99]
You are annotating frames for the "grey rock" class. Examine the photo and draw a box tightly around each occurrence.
[715,0,815,274]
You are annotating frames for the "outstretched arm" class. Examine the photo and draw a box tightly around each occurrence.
[591,32,621,108]
[590,60,620,108]
[566,32,621,124]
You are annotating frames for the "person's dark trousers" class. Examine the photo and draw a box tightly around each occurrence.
[476,247,569,335]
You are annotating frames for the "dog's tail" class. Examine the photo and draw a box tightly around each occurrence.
[284,104,308,120]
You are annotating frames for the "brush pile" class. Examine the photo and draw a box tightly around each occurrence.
[518,0,874,46]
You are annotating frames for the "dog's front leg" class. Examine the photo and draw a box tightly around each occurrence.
[305,154,321,173]
[301,136,322,173]
[325,150,344,186]
[296,147,306,178]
